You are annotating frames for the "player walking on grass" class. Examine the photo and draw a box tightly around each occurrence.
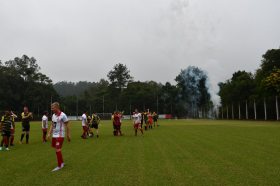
[42,111,48,143]
[20,106,32,144]
[153,112,159,127]
[90,112,100,138]
[0,110,14,151]
[148,112,153,129]
[47,102,70,172]
[133,109,144,136]
[9,111,17,146]
[81,111,88,139]
[113,112,122,136]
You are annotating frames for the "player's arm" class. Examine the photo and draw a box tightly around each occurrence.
[0,122,3,132]
[90,115,94,124]
[12,117,15,129]
[47,122,53,139]
[29,112,33,119]
[11,111,18,118]
[21,113,27,119]
[65,121,71,142]
[0,116,4,131]
[43,119,47,128]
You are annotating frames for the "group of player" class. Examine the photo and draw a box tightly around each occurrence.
[112,109,159,137]
[0,103,69,172]
[0,103,159,172]
[81,111,101,139]
[0,106,33,151]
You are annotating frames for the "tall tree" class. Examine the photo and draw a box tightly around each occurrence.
[175,66,212,117]
[107,63,133,90]
[0,55,58,116]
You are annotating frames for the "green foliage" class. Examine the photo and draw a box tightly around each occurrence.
[56,65,212,118]
[263,69,280,94]
[107,63,133,90]
[175,66,212,116]
[218,71,255,105]
[0,55,58,115]
[218,48,280,120]
[54,81,97,97]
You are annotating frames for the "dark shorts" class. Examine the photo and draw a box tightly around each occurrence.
[22,124,30,132]
[91,124,99,129]
[52,137,64,149]
[2,130,11,137]
[114,125,121,130]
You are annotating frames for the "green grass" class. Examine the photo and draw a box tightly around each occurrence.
[0,119,280,186]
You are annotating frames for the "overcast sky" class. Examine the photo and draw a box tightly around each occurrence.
[1,0,280,103]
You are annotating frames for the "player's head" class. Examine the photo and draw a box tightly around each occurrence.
[135,109,138,113]
[4,110,11,116]
[43,111,48,116]
[24,106,29,113]
[51,102,60,114]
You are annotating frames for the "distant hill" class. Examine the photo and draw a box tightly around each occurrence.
[54,81,96,97]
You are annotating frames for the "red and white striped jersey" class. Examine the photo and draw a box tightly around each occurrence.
[52,112,68,138]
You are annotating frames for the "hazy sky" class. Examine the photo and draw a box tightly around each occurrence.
[1,0,280,103]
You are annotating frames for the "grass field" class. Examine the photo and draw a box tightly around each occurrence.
[0,119,280,186]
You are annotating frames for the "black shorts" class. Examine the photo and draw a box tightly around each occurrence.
[91,124,99,129]
[2,130,11,137]
[114,125,121,130]
[22,124,30,132]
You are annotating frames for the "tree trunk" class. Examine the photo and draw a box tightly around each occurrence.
[227,105,229,119]
[232,104,234,120]
[276,96,279,121]
[246,100,248,120]
[254,99,257,120]
[239,103,241,120]
[264,98,267,121]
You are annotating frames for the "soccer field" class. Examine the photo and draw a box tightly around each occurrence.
[0,120,280,186]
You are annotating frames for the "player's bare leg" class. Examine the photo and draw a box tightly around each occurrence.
[26,131,30,144]
[140,128,144,135]
[20,132,25,144]
[10,130,15,146]
[96,129,99,138]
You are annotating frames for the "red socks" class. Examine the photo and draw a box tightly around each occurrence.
[56,151,64,167]
[43,132,47,142]
[10,136,14,145]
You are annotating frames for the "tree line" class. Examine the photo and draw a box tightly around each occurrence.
[0,55,58,118]
[0,56,212,119]
[55,64,212,118]
[3,48,278,120]
[218,48,280,120]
